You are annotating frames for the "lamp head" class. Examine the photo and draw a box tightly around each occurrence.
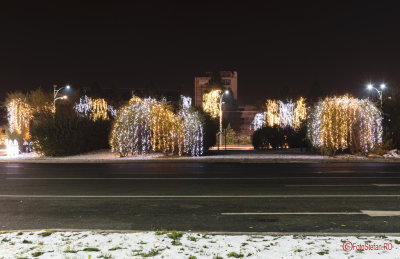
[367,83,373,90]
[63,95,68,99]
[224,90,229,95]
[380,83,386,90]
[66,85,71,89]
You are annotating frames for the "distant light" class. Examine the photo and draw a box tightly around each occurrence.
[224,90,229,95]
[66,85,71,89]
[367,84,373,90]
[380,83,386,89]
[63,95,68,99]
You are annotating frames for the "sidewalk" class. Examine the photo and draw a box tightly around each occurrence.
[0,150,400,163]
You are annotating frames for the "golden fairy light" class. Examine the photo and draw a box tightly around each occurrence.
[265,100,280,127]
[74,95,116,121]
[308,95,382,155]
[202,89,221,118]
[91,98,109,121]
[7,98,33,140]
[293,97,307,129]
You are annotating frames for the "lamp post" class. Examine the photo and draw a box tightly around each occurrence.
[53,84,70,111]
[219,90,229,150]
[367,83,386,107]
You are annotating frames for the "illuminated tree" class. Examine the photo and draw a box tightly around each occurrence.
[308,95,382,155]
[179,96,204,156]
[110,96,204,157]
[262,98,307,130]
[6,89,57,141]
[265,100,279,127]
[279,100,295,128]
[91,98,109,121]
[202,89,221,118]
[6,97,33,140]
[250,112,266,131]
[293,97,307,129]
[74,95,116,121]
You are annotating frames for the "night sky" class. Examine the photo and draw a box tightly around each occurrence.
[1,1,399,104]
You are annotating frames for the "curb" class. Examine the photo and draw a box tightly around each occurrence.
[1,158,400,163]
[2,229,400,236]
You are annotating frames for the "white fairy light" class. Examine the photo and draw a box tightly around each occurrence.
[74,95,92,118]
[74,95,116,120]
[6,139,19,157]
[179,95,203,156]
[250,112,266,131]
[279,100,295,128]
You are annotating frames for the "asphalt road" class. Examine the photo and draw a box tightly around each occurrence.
[0,162,399,233]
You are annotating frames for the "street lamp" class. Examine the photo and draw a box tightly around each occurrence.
[53,84,70,110]
[219,90,230,149]
[366,83,386,107]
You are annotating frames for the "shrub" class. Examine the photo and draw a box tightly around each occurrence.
[252,126,284,149]
[283,125,308,148]
[31,104,111,156]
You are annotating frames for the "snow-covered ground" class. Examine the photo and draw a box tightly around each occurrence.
[0,231,398,258]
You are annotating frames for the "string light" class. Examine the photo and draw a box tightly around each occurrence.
[265,100,280,127]
[179,96,203,156]
[91,98,109,121]
[74,95,116,121]
[262,98,307,130]
[202,89,221,118]
[6,139,19,157]
[308,95,382,155]
[250,112,266,131]
[279,100,295,128]
[7,98,33,139]
[293,97,307,129]
[110,96,204,157]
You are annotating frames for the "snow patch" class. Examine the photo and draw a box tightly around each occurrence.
[0,231,398,258]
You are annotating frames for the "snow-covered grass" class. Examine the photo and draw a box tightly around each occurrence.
[0,230,399,258]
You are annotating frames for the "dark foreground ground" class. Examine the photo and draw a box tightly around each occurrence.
[0,162,399,233]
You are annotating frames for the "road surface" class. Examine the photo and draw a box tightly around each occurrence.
[0,162,399,233]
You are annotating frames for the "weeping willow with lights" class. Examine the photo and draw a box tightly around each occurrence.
[6,98,33,140]
[179,96,204,156]
[202,89,221,118]
[308,95,382,155]
[74,95,116,121]
[110,96,204,157]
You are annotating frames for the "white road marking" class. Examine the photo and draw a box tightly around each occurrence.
[6,177,400,180]
[286,184,372,187]
[0,194,399,198]
[373,184,400,187]
[361,210,400,217]
[221,212,363,215]
[222,211,400,217]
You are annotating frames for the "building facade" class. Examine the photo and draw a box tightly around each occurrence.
[194,71,264,138]
[194,71,238,106]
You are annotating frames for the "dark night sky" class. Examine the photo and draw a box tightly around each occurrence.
[1,1,399,104]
